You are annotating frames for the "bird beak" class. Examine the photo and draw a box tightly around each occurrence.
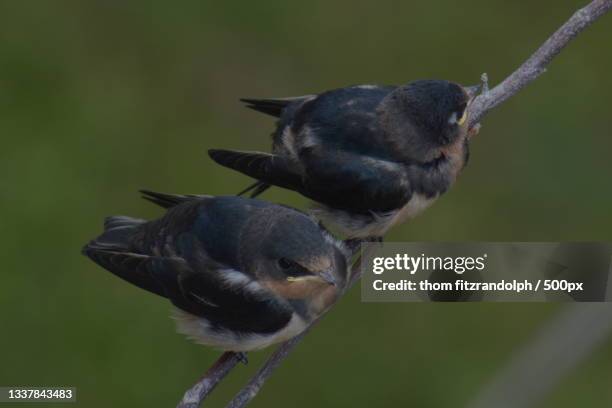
[319,270,337,286]
[464,84,483,102]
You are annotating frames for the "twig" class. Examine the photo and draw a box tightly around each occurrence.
[468,0,612,128]
[177,1,612,406]
[225,324,316,408]
[177,352,241,408]
[467,304,612,408]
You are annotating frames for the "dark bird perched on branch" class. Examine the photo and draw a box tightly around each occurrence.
[82,191,350,351]
[209,79,483,239]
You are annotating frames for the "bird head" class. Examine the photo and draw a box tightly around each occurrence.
[239,208,350,318]
[379,79,480,163]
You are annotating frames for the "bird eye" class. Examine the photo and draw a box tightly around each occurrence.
[278,258,311,278]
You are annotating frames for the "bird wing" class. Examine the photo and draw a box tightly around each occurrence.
[283,85,396,153]
[299,148,412,214]
[208,149,305,193]
[231,96,315,196]
[160,235,294,334]
[220,86,397,199]
[240,95,314,118]
[84,227,293,334]
[83,244,171,298]
[208,147,411,214]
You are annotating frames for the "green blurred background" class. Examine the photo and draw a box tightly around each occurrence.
[1,1,611,407]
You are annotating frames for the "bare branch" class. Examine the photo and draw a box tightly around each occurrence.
[177,1,612,407]
[467,304,612,408]
[225,325,316,408]
[176,352,241,408]
[468,0,612,127]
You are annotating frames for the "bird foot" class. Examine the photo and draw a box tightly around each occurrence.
[235,352,249,365]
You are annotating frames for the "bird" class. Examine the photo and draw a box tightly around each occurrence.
[82,191,351,352]
[209,79,483,239]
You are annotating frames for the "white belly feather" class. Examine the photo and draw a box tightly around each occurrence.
[389,192,438,228]
[312,193,438,238]
[173,309,308,352]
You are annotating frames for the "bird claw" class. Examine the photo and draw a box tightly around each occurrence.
[235,352,249,365]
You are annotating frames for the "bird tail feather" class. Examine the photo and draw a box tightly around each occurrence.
[139,189,209,209]
[82,215,145,271]
[82,216,170,298]
[240,97,293,118]
[208,149,303,194]
[87,216,145,252]
[237,181,271,198]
